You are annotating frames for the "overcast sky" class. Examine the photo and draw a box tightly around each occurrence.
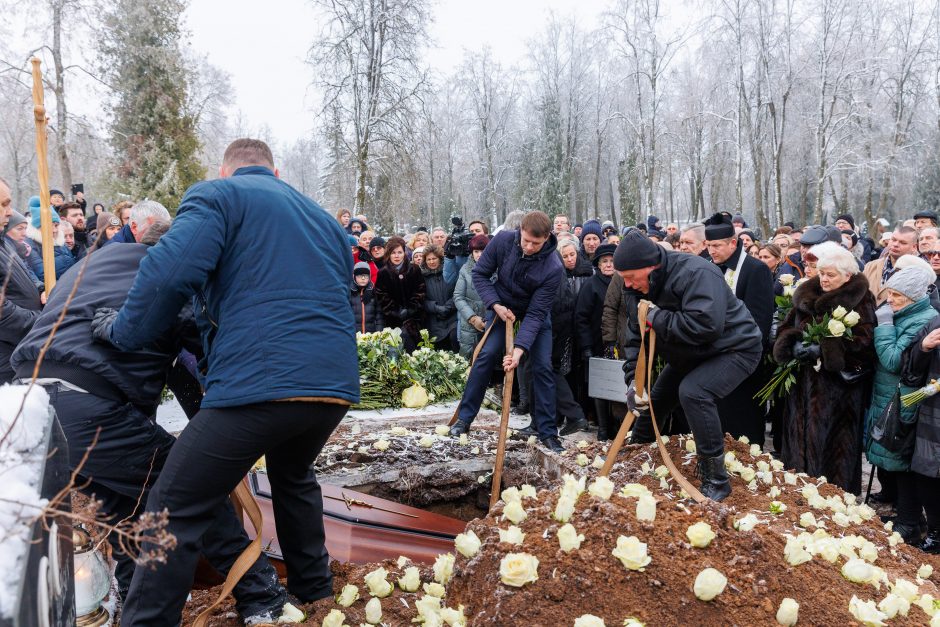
[185,0,610,141]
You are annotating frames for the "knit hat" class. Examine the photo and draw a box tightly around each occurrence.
[647,229,666,241]
[353,261,372,276]
[592,243,617,266]
[732,214,746,226]
[835,214,856,229]
[635,222,648,232]
[28,196,41,213]
[885,261,934,301]
[469,234,489,251]
[841,229,859,248]
[369,236,386,249]
[703,212,734,240]
[6,211,27,231]
[580,219,603,241]
[347,234,360,247]
[30,204,60,228]
[613,230,662,271]
[413,246,425,255]
[96,213,120,232]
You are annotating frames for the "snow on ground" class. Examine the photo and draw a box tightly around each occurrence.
[0,384,52,618]
[156,398,188,435]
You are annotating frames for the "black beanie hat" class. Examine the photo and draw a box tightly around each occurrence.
[613,230,662,271]
[592,243,617,266]
[369,236,386,249]
[835,214,855,229]
[703,212,735,240]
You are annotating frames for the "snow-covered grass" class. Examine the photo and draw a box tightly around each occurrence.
[0,384,52,618]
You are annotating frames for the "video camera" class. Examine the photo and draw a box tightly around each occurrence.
[445,215,473,259]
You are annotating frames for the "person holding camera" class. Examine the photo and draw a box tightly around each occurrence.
[443,217,488,283]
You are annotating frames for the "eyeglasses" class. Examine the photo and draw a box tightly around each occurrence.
[924,251,940,258]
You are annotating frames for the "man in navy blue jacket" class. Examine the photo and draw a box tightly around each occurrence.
[449,210,565,451]
[94,139,359,626]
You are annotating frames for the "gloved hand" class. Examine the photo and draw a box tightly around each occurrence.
[626,380,649,416]
[792,342,821,364]
[603,343,617,359]
[875,303,894,327]
[396,308,410,321]
[91,308,118,345]
[639,299,658,328]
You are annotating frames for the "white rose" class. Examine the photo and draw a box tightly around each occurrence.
[372,439,390,451]
[357,446,370,454]
[833,512,851,527]
[364,597,382,624]
[573,615,606,627]
[577,439,590,449]
[842,558,876,585]
[776,598,799,626]
[434,425,450,436]
[686,522,716,548]
[653,465,669,478]
[397,555,411,568]
[858,541,878,563]
[620,483,651,498]
[499,552,539,587]
[636,494,657,522]
[418,435,435,448]
[335,584,359,607]
[588,476,615,500]
[693,568,727,601]
[623,619,645,627]
[503,500,527,524]
[832,305,848,320]
[390,426,408,435]
[771,459,785,471]
[784,472,797,485]
[557,523,585,552]
[799,512,818,528]
[739,466,756,482]
[553,495,577,523]
[520,484,537,499]
[783,285,795,297]
[878,593,908,619]
[501,487,522,504]
[768,486,781,499]
[685,438,697,453]
[779,273,795,286]
[889,531,903,547]
[612,535,651,571]
[892,577,920,603]
[423,582,446,598]
[576,453,590,466]
[591,455,605,469]
[769,500,787,514]
[321,609,347,627]
[440,606,466,627]
[398,566,421,592]
[498,525,526,545]
[915,593,939,617]
[814,537,841,563]
[734,514,760,531]
[738,435,750,444]
[749,443,761,456]
[454,530,481,558]
[415,595,442,622]
[363,567,393,598]
[458,433,469,445]
[827,318,846,337]
[562,474,587,497]
[471,446,480,454]
[784,535,812,566]
[919,564,934,580]
[849,595,887,626]
[433,553,455,584]
[843,310,861,327]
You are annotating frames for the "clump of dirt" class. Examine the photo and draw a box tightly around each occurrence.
[186,435,940,626]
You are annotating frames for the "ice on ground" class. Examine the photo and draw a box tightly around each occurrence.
[0,384,52,618]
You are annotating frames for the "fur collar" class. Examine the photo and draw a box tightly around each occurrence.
[792,273,871,317]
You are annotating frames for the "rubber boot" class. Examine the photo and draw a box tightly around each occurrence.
[695,454,732,502]
[913,529,940,554]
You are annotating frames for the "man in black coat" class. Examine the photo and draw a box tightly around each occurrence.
[703,213,774,445]
[614,230,763,501]
[11,223,294,622]
[0,177,42,384]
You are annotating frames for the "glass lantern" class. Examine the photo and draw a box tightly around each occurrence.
[73,527,111,626]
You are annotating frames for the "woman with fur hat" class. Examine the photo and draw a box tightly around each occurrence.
[773,241,877,493]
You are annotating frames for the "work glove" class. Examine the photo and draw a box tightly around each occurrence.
[626,379,649,416]
[792,342,822,365]
[875,303,894,327]
[639,299,658,328]
[603,343,617,360]
[91,308,118,345]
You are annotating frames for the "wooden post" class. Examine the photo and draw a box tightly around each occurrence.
[489,322,515,510]
[30,58,56,293]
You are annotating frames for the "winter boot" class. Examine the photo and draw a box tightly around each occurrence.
[694,454,732,502]
[892,521,922,545]
[449,421,471,437]
[540,435,564,453]
[913,529,940,554]
[559,417,589,436]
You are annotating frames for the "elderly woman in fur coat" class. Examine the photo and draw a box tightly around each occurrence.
[773,241,877,494]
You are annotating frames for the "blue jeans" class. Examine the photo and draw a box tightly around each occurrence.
[457,314,556,439]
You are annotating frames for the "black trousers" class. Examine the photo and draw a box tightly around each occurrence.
[122,401,346,626]
[917,473,940,530]
[48,388,285,618]
[633,348,762,458]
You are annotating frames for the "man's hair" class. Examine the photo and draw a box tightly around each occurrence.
[140,219,172,245]
[222,138,275,170]
[520,211,552,238]
[113,200,134,217]
[920,227,940,239]
[59,201,82,216]
[130,200,171,225]
[431,226,446,235]
[557,233,580,251]
[680,224,706,241]
[59,221,73,233]
[502,211,525,231]
[468,219,489,234]
[895,225,918,240]
[774,225,793,235]
[554,214,569,223]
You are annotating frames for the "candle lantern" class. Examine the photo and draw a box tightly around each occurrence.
[73,527,111,626]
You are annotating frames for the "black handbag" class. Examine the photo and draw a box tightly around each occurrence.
[870,384,917,457]
[839,365,871,385]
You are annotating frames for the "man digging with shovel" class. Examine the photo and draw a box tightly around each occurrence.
[615,229,763,501]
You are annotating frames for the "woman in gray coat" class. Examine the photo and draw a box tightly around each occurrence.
[453,235,489,358]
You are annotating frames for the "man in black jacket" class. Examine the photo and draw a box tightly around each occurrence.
[0,177,42,384]
[10,222,296,623]
[614,230,763,501]
[703,213,774,444]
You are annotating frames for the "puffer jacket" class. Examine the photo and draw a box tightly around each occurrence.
[0,239,42,383]
[902,316,940,477]
[472,229,563,351]
[422,267,456,344]
[454,257,485,357]
[26,234,76,281]
[349,281,384,334]
[865,296,937,471]
[551,265,591,374]
[575,271,612,358]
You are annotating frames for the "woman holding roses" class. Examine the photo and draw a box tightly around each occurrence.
[773,242,877,493]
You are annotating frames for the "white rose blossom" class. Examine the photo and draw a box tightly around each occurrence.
[828,318,846,337]
[832,305,848,319]
[776,598,799,626]
[588,476,615,500]
[372,439,390,451]
[612,535,651,571]
[418,435,435,448]
[500,487,522,504]
[335,584,359,607]
[573,615,606,627]
[849,595,887,626]
[424,582,446,598]
[440,606,466,627]
[843,310,861,327]
[686,522,716,548]
[779,273,794,285]
[363,567,393,598]
[693,568,727,601]
[321,609,347,627]
[364,597,382,624]
[636,494,657,522]
[398,566,421,592]
[503,500,527,524]
[433,553,455,584]
[520,484,537,499]
[878,593,909,619]
[554,495,577,523]
[576,453,590,466]
[454,530,481,558]
[557,523,585,552]
[734,514,760,531]
[918,564,934,580]
[499,552,540,587]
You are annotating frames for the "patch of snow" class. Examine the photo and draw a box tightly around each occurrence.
[156,398,188,435]
[0,384,52,618]
[346,400,460,420]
